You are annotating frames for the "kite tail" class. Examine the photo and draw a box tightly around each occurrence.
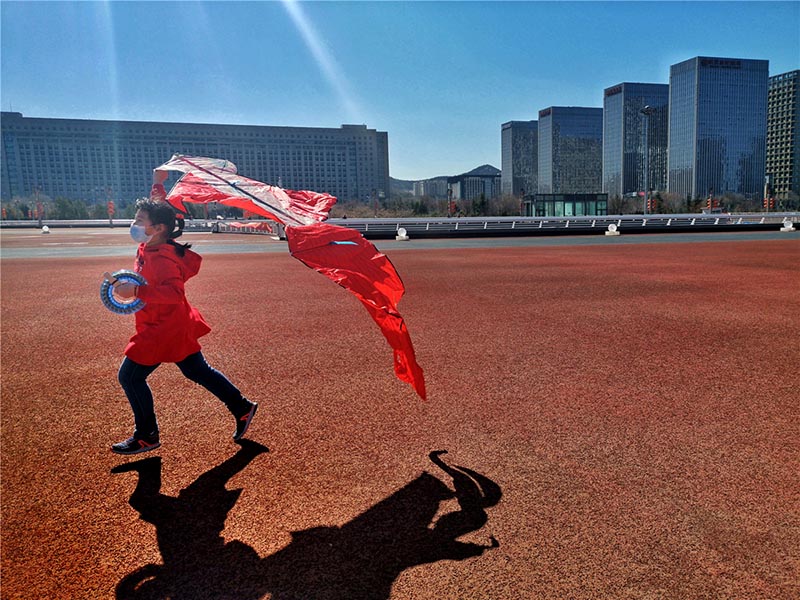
[286,223,426,400]
[361,302,427,401]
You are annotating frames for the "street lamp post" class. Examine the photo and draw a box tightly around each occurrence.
[35,185,42,227]
[640,105,656,214]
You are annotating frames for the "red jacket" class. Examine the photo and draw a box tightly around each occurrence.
[124,243,211,365]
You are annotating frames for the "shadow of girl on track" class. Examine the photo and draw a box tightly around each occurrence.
[112,449,501,600]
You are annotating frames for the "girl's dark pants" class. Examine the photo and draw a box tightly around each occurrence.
[118,351,249,438]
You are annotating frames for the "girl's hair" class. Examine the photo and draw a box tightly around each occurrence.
[135,198,192,256]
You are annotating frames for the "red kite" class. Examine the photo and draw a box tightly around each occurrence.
[154,155,426,400]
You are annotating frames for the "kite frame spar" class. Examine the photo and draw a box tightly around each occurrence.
[168,156,305,227]
[154,155,426,400]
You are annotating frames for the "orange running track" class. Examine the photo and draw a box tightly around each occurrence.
[1,230,798,599]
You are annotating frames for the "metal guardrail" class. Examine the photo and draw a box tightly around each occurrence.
[1,213,798,239]
[326,213,800,239]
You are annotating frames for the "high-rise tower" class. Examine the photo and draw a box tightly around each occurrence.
[538,107,602,194]
[602,83,669,199]
[667,57,768,200]
[767,70,800,206]
[501,120,538,197]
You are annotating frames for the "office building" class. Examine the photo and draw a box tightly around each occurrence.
[447,165,501,201]
[602,83,669,199]
[538,107,603,194]
[1,112,390,203]
[413,177,448,198]
[501,120,538,197]
[667,57,768,200]
[767,70,799,204]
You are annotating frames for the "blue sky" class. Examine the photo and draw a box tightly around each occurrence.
[1,1,798,181]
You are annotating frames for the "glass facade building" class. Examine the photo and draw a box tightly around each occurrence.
[501,120,538,197]
[1,112,390,203]
[523,193,608,217]
[667,57,768,200]
[766,70,799,204]
[602,83,669,199]
[538,107,603,194]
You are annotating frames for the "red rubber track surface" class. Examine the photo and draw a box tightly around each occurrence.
[1,235,798,599]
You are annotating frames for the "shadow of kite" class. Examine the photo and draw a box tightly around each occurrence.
[113,445,501,600]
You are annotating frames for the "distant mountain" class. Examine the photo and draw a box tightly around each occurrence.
[461,164,500,177]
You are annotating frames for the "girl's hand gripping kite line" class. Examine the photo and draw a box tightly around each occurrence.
[153,155,426,400]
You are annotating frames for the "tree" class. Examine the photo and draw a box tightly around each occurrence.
[1,199,27,219]
[411,200,429,216]
[785,191,799,211]
[608,194,644,215]
[490,194,523,216]
[720,192,760,213]
[608,194,624,215]
[89,202,109,219]
[659,192,686,214]
[52,197,89,219]
[471,194,489,216]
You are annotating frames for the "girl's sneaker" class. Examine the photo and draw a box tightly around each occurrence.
[233,402,258,441]
[111,433,161,455]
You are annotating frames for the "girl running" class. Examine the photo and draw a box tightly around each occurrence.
[108,194,257,455]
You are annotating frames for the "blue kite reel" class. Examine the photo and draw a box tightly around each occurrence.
[101,270,147,315]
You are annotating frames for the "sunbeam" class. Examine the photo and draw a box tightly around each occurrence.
[96,0,120,119]
[280,0,362,122]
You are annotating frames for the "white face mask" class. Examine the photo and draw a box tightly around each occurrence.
[130,223,153,244]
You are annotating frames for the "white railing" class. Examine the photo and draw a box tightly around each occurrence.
[323,213,800,238]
